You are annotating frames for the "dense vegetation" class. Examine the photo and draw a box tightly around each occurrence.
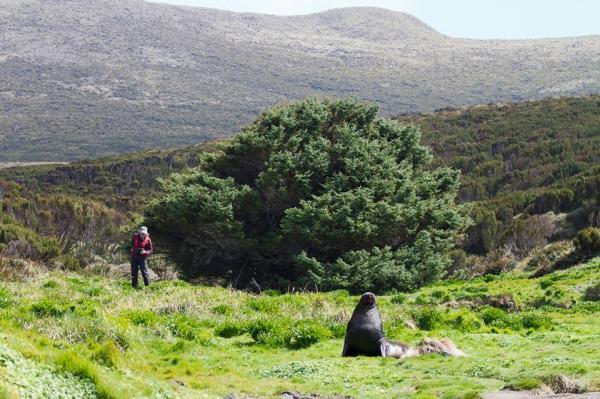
[0,144,216,212]
[1,95,599,279]
[396,96,600,202]
[0,257,598,398]
[144,98,469,293]
[396,96,600,258]
[0,179,129,268]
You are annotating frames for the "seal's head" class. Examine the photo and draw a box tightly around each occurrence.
[359,292,377,307]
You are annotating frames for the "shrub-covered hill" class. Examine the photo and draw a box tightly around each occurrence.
[1,95,598,262]
[3,95,598,214]
[0,142,218,212]
[0,257,598,399]
[395,95,600,204]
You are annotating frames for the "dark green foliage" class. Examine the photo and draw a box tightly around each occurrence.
[245,318,334,349]
[145,98,468,293]
[583,283,600,301]
[397,96,600,203]
[214,320,247,338]
[30,298,71,318]
[411,306,447,330]
[398,97,600,256]
[505,378,543,391]
[575,227,600,255]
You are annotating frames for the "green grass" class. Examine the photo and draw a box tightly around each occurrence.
[0,258,598,398]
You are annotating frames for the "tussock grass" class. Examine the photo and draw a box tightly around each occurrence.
[0,258,597,398]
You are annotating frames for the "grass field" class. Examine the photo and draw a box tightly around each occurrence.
[0,258,598,399]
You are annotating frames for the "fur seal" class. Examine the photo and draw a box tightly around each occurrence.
[342,292,465,359]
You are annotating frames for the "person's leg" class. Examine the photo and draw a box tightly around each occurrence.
[131,257,139,287]
[140,257,150,286]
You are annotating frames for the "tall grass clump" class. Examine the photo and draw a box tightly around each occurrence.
[54,351,119,399]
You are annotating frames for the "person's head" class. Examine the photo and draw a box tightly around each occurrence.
[139,226,148,237]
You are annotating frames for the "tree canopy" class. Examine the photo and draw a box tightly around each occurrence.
[144,98,469,293]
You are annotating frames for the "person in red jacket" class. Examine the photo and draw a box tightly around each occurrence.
[131,226,153,288]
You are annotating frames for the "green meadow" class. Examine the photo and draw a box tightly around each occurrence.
[0,257,599,399]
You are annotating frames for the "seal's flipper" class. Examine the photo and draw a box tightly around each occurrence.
[379,339,387,357]
[342,339,350,356]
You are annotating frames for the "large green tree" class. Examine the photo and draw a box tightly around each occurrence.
[145,98,469,293]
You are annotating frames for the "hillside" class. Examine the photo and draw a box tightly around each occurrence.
[0,257,598,398]
[2,95,598,214]
[396,95,600,203]
[1,1,600,160]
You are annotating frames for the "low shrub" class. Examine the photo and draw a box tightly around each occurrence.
[162,314,212,344]
[246,319,289,347]
[574,227,600,255]
[527,241,573,271]
[123,309,158,326]
[583,283,600,301]
[449,310,484,333]
[245,317,334,349]
[390,293,407,304]
[214,320,247,338]
[520,312,552,330]
[411,306,447,331]
[539,279,554,289]
[289,320,333,349]
[54,351,119,399]
[31,298,72,318]
[0,287,12,308]
[479,307,522,331]
[91,341,120,368]
[211,304,233,315]
[505,377,543,390]
[246,297,280,313]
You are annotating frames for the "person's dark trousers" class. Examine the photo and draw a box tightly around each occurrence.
[131,256,150,287]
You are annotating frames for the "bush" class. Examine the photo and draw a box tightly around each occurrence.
[449,310,484,332]
[289,320,333,349]
[91,341,120,368]
[520,312,552,330]
[574,227,600,255]
[54,351,119,399]
[411,306,447,330]
[0,222,61,262]
[166,314,208,342]
[31,298,72,318]
[479,307,522,331]
[123,309,158,326]
[390,293,407,304]
[505,378,543,391]
[245,318,334,349]
[583,283,600,301]
[214,320,247,338]
[526,241,573,272]
[502,214,555,258]
[145,98,469,293]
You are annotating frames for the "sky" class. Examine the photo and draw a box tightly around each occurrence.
[147,0,600,39]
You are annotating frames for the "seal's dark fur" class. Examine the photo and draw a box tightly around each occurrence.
[342,292,385,356]
[342,292,465,358]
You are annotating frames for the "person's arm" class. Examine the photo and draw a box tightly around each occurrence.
[146,238,153,255]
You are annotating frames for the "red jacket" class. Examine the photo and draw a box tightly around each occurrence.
[132,233,153,258]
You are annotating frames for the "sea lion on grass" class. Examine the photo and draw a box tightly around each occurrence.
[342,292,465,359]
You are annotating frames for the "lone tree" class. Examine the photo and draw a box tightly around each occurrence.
[145,98,469,293]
